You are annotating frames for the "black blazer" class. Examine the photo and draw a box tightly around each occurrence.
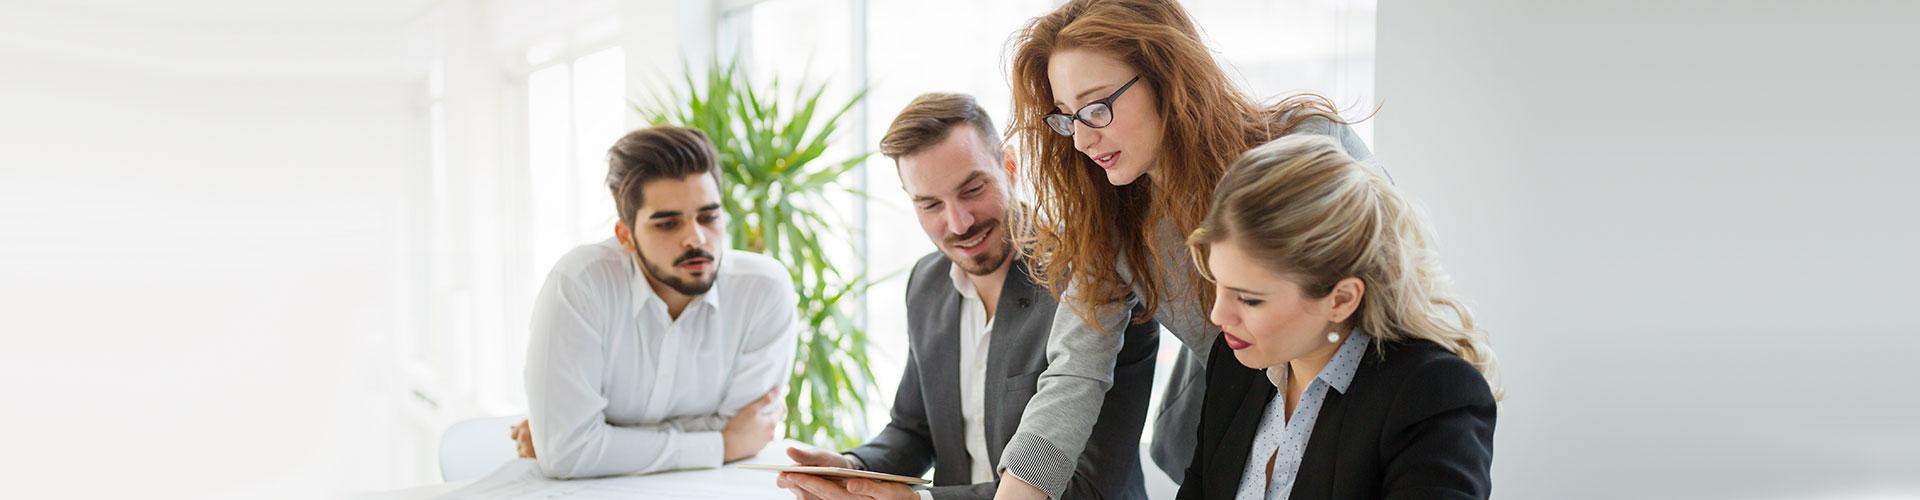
[847,252,1160,499]
[1177,334,1496,500]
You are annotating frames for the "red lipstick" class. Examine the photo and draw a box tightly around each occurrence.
[1223,332,1251,350]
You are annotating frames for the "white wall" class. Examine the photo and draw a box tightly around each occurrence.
[0,0,716,496]
[1376,1,1920,498]
[0,8,419,499]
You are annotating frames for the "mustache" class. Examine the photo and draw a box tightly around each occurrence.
[944,220,1000,246]
[673,249,716,266]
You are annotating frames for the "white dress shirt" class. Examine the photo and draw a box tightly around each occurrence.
[524,237,798,479]
[949,262,996,485]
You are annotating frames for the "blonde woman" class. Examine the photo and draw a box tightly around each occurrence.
[1176,135,1499,499]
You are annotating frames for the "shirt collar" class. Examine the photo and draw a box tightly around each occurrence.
[948,260,978,300]
[1264,329,1372,394]
[1320,329,1370,394]
[627,252,724,316]
[696,277,723,311]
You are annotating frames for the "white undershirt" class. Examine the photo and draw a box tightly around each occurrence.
[950,261,997,484]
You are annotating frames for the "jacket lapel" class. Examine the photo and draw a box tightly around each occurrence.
[916,262,969,484]
[1292,346,1376,498]
[1210,367,1276,499]
[982,257,1038,470]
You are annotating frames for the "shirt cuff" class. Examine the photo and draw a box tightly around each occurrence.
[842,453,866,470]
[999,433,1072,499]
[675,431,725,470]
[916,490,935,500]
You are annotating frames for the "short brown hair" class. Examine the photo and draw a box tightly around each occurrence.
[605,126,722,226]
[879,92,1001,160]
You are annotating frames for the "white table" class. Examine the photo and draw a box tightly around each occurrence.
[357,441,811,500]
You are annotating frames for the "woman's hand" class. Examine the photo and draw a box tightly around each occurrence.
[992,470,1049,500]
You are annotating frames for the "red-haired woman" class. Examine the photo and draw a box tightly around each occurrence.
[994,0,1374,498]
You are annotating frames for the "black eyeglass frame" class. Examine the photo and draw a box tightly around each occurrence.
[1043,75,1142,137]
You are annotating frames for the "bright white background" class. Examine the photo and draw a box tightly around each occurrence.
[0,1,1913,499]
[1377,1,1920,498]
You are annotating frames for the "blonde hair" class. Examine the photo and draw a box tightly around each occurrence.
[1188,135,1502,399]
[1007,0,1345,325]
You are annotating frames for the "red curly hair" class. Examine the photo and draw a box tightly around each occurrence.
[1007,0,1346,324]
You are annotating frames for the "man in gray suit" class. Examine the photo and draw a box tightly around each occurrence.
[774,93,1159,499]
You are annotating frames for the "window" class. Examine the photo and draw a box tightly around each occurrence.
[527,46,627,290]
[1185,0,1377,144]
[519,44,629,409]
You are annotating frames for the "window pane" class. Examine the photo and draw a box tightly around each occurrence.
[1186,0,1377,143]
[518,46,627,411]
[571,46,626,242]
[527,62,572,287]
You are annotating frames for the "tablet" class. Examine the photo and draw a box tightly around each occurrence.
[737,464,933,485]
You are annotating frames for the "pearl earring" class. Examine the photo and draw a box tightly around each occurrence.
[1327,330,1341,343]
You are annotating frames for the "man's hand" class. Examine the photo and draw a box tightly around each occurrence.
[786,445,856,469]
[843,479,916,500]
[723,388,783,462]
[509,419,536,459]
[777,473,914,500]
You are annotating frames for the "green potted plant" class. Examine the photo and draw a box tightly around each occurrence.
[638,59,880,449]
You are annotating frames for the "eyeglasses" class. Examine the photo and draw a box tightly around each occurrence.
[1043,76,1141,137]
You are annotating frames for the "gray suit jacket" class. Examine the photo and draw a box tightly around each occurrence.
[847,252,1159,499]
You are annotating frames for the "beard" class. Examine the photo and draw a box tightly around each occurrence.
[945,219,1011,276]
[637,247,719,296]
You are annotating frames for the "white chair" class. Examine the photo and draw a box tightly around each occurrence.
[439,415,526,482]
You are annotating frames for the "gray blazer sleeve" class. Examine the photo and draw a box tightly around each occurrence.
[997,278,1133,497]
[1287,113,1375,161]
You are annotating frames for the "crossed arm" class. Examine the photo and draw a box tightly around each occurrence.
[520,273,797,478]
